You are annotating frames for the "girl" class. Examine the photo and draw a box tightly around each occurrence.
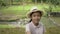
[26,7,46,34]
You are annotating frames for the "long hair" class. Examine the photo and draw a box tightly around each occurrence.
[29,19,32,23]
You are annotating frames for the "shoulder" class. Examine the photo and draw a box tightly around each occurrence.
[26,23,32,29]
[25,23,31,32]
[26,23,31,26]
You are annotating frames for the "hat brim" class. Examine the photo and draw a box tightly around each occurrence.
[27,10,43,18]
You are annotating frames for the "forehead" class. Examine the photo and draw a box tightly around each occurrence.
[32,12,41,15]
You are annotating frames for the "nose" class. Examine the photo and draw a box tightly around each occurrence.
[35,16,39,19]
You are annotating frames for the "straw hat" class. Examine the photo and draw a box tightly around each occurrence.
[27,6,43,18]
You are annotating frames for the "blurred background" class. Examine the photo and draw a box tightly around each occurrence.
[0,0,60,34]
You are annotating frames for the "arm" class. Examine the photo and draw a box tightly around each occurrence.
[26,31,31,34]
[25,24,31,34]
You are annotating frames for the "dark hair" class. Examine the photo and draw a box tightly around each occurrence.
[29,10,43,23]
[29,19,32,23]
[30,11,43,17]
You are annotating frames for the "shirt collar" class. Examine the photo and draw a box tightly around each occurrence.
[31,21,42,28]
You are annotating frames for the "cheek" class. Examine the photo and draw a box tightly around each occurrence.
[37,17,41,21]
[31,17,35,20]
[38,17,41,20]
[32,17,41,21]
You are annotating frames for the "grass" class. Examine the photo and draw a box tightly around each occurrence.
[0,17,60,34]
[0,25,13,28]
[51,17,60,24]
[0,24,25,34]
[0,4,60,20]
[0,24,25,28]
[41,17,55,27]
[0,4,60,16]
[0,27,25,34]
[41,17,60,34]
[0,4,60,34]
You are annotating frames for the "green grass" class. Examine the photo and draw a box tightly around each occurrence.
[41,17,60,34]
[0,17,60,34]
[41,17,55,27]
[0,4,60,17]
[0,27,25,34]
[51,17,60,24]
[0,4,60,34]
[0,24,25,34]
[0,4,60,20]
[0,4,60,16]
[0,25,16,28]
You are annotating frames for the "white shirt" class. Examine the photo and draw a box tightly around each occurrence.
[26,22,46,34]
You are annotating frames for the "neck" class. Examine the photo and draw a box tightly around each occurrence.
[32,22,39,26]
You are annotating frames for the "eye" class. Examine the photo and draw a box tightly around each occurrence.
[31,14,36,17]
[33,15,36,17]
[37,15,40,17]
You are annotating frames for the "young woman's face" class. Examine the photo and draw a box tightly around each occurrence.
[31,12,41,24]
